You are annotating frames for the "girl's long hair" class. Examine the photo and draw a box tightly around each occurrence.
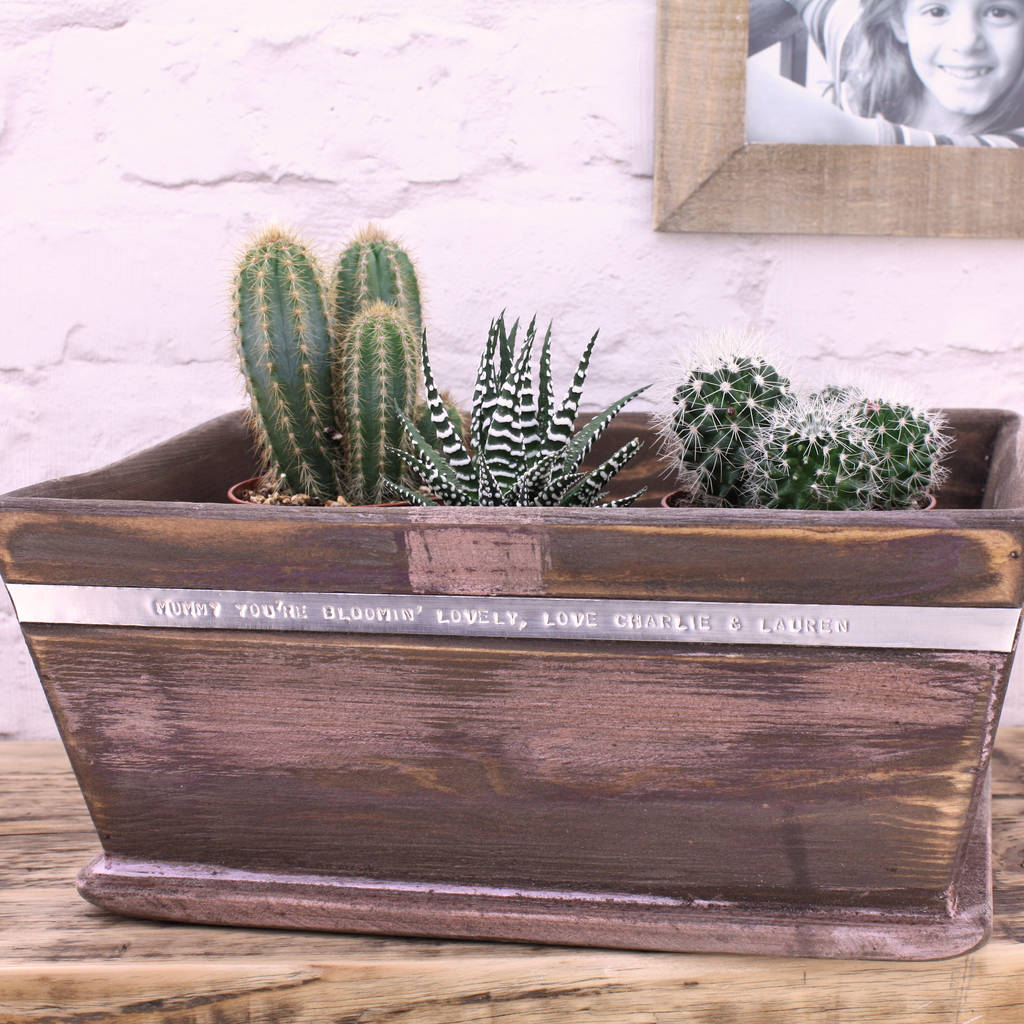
[844,0,1024,133]
[844,0,922,124]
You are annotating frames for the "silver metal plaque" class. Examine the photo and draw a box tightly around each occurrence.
[5,583,1020,652]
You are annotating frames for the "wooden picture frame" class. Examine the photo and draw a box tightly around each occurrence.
[653,0,1024,237]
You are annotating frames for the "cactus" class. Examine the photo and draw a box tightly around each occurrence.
[382,314,649,507]
[233,227,341,500]
[846,395,951,509]
[330,226,422,339]
[657,336,792,506]
[332,301,421,506]
[745,396,880,511]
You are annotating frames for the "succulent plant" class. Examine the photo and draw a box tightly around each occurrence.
[383,314,650,507]
[657,337,792,506]
[233,224,426,505]
[331,301,421,506]
[233,227,341,500]
[843,393,950,509]
[330,226,422,339]
[414,390,465,451]
[745,395,880,510]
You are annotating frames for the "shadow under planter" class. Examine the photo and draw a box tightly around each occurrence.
[1,409,1023,960]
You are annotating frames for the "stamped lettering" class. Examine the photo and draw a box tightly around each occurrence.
[7,584,1017,653]
[153,599,222,620]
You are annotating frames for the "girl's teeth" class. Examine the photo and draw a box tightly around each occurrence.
[942,66,992,79]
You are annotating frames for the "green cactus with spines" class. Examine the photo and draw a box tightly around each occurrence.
[848,396,950,509]
[330,226,422,340]
[233,227,341,500]
[658,344,792,506]
[745,396,881,510]
[332,301,421,506]
[382,313,650,507]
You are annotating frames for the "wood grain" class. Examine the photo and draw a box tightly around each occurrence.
[2,411,1020,609]
[26,625,1001,905]
[3,502,1023,605]
[2,736,1023,1022]
[654,0,1024,237]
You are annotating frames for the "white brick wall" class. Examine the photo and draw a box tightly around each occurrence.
[2,0,1023,738]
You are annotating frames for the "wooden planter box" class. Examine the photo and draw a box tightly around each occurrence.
[2,408,1023,961]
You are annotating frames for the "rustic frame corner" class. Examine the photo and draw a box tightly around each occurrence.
[653,0,1024,238]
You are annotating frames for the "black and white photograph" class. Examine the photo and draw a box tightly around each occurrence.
[747,0,1024,145]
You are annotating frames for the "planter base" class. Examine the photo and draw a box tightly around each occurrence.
[77,776,991,961]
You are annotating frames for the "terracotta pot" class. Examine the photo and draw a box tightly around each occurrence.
[227,477,410,508]
[226,477,261,504]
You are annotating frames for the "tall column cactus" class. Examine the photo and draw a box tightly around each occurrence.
[330,226,422,338]
[332,301,421,505]
[233,227,341,500]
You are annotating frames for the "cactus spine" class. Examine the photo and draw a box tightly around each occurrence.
[657,333,953,511]
[233,227,340,500]
[332,301,421,505]
[330,226,422,339]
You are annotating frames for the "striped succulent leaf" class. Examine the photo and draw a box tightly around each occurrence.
[383,314,649,507]
[547,329,598,449]
[557,438,643,507]
[386,410,474,506]
[472,315,513,454]
[536,323,555,437]
[420,334,474,487]
[557,384,651,475]
[483,322,537,488]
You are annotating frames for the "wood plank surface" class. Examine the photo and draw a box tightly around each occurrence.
[3,502,1023,607]
[2,736,1024,1022]
[26,626,1003,905]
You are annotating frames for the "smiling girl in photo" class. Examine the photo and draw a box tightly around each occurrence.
[749,0,1024,145]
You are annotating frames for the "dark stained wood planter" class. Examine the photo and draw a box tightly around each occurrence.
[2,409,1023,961]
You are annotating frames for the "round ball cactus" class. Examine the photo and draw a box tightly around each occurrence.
[746,396,880,511]
[850,397,951,509]
[657,335,793,506]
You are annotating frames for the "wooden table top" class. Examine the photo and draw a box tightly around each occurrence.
[1,734,1023,1023]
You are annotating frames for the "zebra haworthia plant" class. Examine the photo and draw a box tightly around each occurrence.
[383,314,650,507]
